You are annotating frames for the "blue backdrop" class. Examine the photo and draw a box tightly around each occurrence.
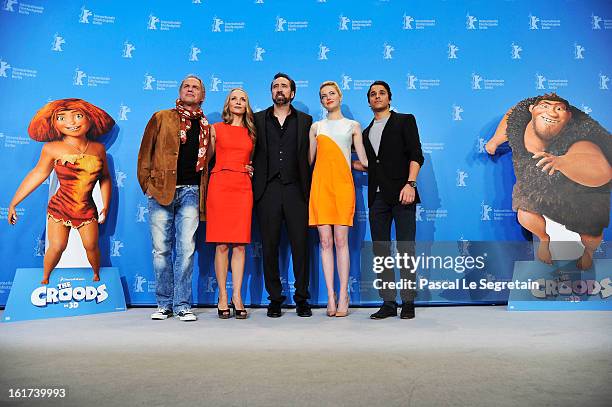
[1,0,610,306]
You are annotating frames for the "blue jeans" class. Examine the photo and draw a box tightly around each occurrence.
[148,186,200,313]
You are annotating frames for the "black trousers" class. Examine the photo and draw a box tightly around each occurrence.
[369,192,417,303]
[256,178,310,303]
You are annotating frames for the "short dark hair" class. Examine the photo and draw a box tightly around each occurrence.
[271,72,296,93]
[533,93,570,110]
[367,80,392,101]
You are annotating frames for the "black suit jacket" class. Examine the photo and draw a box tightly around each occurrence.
[252,106,313,202]
[362,111,424,207]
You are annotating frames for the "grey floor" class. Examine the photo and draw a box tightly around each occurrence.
[0,306,610,407]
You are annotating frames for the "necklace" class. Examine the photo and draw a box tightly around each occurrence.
[63,138,90,155]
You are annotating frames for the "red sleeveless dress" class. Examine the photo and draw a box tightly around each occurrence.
[206,123,254,243]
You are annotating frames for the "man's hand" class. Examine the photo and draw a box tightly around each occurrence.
[352,160,367,172]
[245,161,254,178]
[533,152,565,176]
[399,184,416,205]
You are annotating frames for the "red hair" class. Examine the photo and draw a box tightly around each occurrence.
[28,98,115,142]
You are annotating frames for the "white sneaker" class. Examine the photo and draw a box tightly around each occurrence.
[151,308,173,320]
[176,309,197,321]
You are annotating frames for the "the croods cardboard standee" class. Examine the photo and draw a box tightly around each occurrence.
[3,267,126,323]
[4,99,126,321]
[486,94,612,310]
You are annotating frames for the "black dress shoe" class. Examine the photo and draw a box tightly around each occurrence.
[267,300,282,318]
[400,301,415,319]
[295,301,312,317]
[370,301,398,319]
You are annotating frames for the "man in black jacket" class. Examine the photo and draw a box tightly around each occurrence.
[252,73,313,318]
[355,81,424,319]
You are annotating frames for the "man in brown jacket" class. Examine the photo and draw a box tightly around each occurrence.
[137,75,211,322]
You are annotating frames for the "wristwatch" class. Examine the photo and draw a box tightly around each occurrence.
[406,181,417,188]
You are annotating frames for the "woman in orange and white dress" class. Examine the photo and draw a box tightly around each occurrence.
[308,81,368,317]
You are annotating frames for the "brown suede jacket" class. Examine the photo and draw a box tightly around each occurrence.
[137,109,209,221]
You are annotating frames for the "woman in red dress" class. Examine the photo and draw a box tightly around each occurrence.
[206,89,255,319]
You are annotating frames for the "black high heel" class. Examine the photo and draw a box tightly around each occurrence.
[217,298,231,319]
[229,301,247,319]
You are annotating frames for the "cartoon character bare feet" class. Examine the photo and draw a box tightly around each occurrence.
[537,240,553,265]
[93,272,100,282]
[576,250,593,270]
[40,279,49,285]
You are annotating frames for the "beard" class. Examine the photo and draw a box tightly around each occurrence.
[371,104,389,113]
[531,119,564,142]
[273,92,290,105]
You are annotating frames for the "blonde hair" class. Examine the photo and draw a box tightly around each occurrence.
[221,88,256,143]
[319,81,343,100]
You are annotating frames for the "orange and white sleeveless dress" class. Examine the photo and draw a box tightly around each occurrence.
[309,118,356,227]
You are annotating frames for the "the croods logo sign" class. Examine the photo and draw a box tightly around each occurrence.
[31,280,108,308]
[531,278,612,299]
[3,268,125,322]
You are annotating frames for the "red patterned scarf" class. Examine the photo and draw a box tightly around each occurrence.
[173,98,210,172]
